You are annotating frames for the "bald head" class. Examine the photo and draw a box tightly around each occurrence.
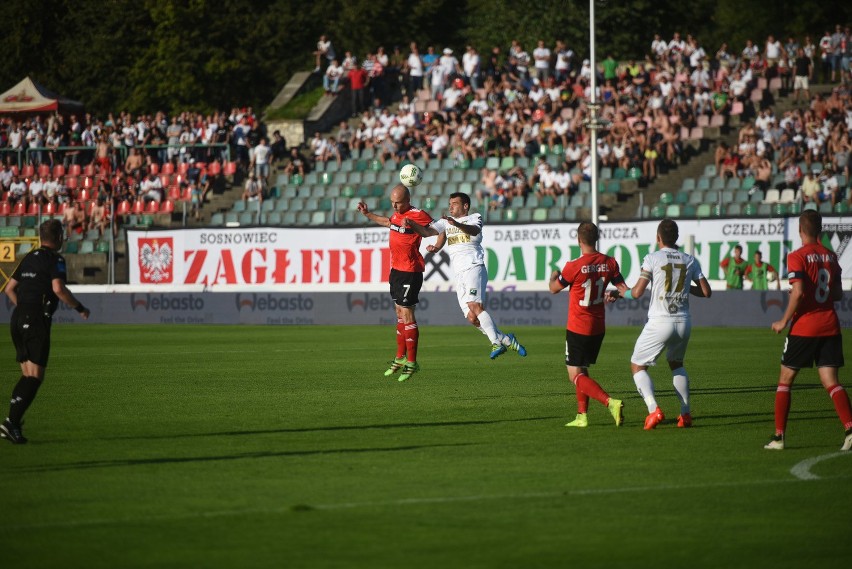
[390,184,412,214]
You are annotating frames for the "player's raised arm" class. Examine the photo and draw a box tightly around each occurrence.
[426,232,446,253]
[357,201,391,228]
[403,216,439,237]
[443,215,482,236]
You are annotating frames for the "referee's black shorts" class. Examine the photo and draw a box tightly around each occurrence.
[389,269,423,307]
[11,306,52,367]
[782,334,844,369]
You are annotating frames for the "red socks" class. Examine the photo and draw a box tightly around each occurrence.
[774,384,791,435]
[827,384,852,430]
[574,373,609,410]
[404,322,419,362]
[395,319,406,359]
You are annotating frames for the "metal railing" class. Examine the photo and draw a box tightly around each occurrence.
[8,143,232,170]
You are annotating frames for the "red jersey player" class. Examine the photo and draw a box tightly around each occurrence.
[766,210,852,451]
[549,222,630,428]
[357,184,433,382]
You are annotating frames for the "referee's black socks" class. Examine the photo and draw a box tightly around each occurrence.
[8,376,42,426]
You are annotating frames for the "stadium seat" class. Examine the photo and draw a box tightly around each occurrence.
[695,204,712,218]
[834,202,850,214]
[116,200,131,216]
[778,189,796,203]
[650,204,667,218]
[209,212,225,226]
[726,203,742,216]
[762,189,780,204]
[680,178,696,191]
[145,200,160,213]
[665,204,681,217]
[79,240,95,254]
[532,208,548,222]
[659,192,674,205]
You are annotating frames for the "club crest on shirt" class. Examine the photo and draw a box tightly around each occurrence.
[469,288,477,296]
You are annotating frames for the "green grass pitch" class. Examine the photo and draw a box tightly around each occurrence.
[1,324,850,568]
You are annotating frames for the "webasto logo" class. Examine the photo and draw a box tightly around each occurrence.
[346,293,429,311]
[130,294,205,311]
[235,293,314,311]
[485,293,552,312]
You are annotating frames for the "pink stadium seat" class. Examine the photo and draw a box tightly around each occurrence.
[160,199,175,213]
[68,164,81,176]
[11,202,26,215]
[208,162,221,175]
[115,200,131,216]
[145,200,160,213]
[21,164,35,178]
[0,202,10,216]
[161,162,175,175]
[52,164,65,178]
[37,164,50,178]
[731,101,744,115]
[689,127,704,140]
[132,199,145,214]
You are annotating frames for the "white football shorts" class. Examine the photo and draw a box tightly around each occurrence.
[455,264,488,316]
[630,318,692,366]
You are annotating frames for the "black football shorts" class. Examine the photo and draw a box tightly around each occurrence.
[782,334,844,369]
[565,330,605,368]
[11,308,52,367]
[389,269,423,308]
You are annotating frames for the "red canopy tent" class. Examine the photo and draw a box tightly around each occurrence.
[0,76,83,114]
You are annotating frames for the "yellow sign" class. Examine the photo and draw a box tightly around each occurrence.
[0,237,41,292]
[0,242,14,262]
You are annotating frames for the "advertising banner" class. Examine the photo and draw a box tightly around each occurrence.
[127,217,851,290]
[3,290,852,329]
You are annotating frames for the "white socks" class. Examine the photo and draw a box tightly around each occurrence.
[476,311,503,345]
[633,370,658,413]
[672,367,690,415]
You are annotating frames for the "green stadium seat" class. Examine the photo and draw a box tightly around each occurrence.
[613,167,627,179]
[665,204,681,217]
[659,192,674,205]
[682,204,697,217]
[696,176,711,191]
[532,208,548,222]
[681,178,696,191]
[834,202,850,214]
[651,204,667,218]
[695,204,712,218]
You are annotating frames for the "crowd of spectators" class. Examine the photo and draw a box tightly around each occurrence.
[301,27,851,210]
[2,26,851,230]
[0,106,296,230]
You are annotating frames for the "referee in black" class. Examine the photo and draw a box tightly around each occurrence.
[2,219,90,444]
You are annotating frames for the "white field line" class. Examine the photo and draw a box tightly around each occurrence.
[790,451,852,480]
[9,474,850,532]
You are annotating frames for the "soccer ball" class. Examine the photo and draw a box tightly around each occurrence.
[399,164,423,188]
[767,271,777,282]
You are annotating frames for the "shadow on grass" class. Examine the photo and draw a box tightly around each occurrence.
[19,442,477,473]
[93,415,561,442]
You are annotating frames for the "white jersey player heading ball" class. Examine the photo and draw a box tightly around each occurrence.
[403,191,527,360]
